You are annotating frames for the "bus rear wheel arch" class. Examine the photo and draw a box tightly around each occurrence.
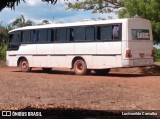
[73,58,89,75]
[18,58,32,72]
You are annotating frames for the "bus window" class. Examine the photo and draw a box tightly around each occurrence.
[38,29,48,43]
[74,27,85,41]
[97,25,121,41]
[47,29,52,42]
[56,28,67,42]
[86,26,95,41]
[66,28,73,42]
[112,25,120,40]
[99,26,112,41]
[31,30,37,43]
[131,29,150,40]
[8,31,21,50]
[22,30,31,43]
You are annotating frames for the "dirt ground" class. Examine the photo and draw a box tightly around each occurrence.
[0,61,160,111]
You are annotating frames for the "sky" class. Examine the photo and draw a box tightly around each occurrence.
[0,0,118,26]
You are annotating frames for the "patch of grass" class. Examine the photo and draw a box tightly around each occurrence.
[154,48,160,62]
[0,43,7,60]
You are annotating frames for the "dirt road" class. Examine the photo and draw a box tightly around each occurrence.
[0,64,160,111]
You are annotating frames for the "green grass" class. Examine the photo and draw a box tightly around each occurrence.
[154,48,160,62]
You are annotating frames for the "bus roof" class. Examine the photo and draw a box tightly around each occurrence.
[9,18,149,33]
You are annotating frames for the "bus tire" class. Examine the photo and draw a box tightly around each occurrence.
[42,68,52,73]
[94,69,111,75]
[74,59,88,75]
[19,58,31,72]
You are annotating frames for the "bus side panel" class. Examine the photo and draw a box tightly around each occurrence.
[37,44,54,55]
[68,55,121,69]
[6,52,17,67]
[32,44,54,67]
[50,43,74,68]
[94,42,122,68]
[50,56,68,67]
[75,42,96,54]
[18,44,37,55]
[54,43,74,54]
[92,56,121,69]
[96,42,122,55]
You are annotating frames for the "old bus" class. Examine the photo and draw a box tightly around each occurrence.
[6,18,154,75]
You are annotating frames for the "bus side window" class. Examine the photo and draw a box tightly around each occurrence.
[22,30,31,43]
[38,29,52,43]
[47,29,52,42]
[66,28,73,42]
[56,28,67,42]
[112,25,120,40]
[31,30,37,43]
[85,26,95,41]
[98,26,112,41]
[74,27,85,41]
[9,32,20,44]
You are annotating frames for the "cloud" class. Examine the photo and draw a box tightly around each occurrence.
[26,0,41,6]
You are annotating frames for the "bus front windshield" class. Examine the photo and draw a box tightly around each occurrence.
[8,31,21,50]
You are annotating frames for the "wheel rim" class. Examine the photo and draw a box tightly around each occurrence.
[21,61,28,69]
[76,61,83,72]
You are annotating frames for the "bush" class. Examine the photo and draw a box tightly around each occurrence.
[0,43,7,60]
[154,48,160,62]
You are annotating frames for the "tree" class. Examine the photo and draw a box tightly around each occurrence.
[67,0,122,13]
[41,20,50,25]
[118,0,160,43]
[11,15,35,28]
[0,23,10,60]
[0,22,10,44]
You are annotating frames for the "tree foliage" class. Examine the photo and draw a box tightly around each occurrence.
[41,20,50,25]
[67,0,123,13]
[0,23,10,60]
[0,23,11,44]
[119,0,160,43]
[11,15,35,28]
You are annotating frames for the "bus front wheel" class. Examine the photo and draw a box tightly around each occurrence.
[74,59,88,75]
[19,58,31,72]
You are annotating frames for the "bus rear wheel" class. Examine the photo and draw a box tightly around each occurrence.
[19,58,31,72]
[94,69,111,75]
[74,59,88,75]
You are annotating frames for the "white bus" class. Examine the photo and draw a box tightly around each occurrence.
[6,18,154,75]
